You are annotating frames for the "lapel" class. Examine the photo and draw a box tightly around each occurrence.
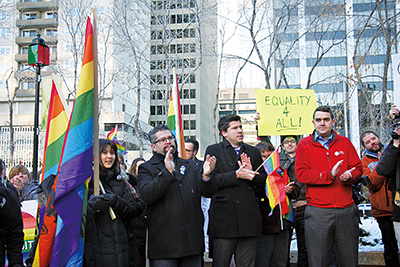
[222,138,242,169]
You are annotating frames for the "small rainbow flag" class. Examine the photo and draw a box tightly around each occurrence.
[107,125,127,155]
[166,68,186,159]
[262,146,280,175]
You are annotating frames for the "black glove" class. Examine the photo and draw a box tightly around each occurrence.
[88,194,117,213]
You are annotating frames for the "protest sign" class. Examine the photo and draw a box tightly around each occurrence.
[255,89,317,136]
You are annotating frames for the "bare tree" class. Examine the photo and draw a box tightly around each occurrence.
[351,0,400,139]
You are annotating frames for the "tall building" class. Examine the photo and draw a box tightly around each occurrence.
[0,0,152,169]
[148,0,218,154]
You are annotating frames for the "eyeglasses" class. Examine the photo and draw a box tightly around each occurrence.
[153,136,174,144]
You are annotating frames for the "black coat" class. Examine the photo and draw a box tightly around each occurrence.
[0,182,24,267]
[376,140,400,221]
[84,173,145,267]
[204,138,266,238]
[137,152,214,260]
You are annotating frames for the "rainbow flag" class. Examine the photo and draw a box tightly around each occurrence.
[40,79,69,183]
[262,146,280,175]
[166,68,186,159]
[265,168,286,211]
[51,15,94,267]
[107,125,127,155]
[282,168,293,222]
[33,78,69,267]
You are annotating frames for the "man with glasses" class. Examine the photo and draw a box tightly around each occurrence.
[204,114,266,267]
[137,124,216,267]
[185,138,203,168]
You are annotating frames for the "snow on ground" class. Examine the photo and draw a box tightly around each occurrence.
[290,217,384,251]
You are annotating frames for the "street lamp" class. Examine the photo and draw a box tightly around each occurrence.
[28,34,49,180]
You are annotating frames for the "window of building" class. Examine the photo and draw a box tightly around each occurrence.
[24,12,37,20]
[183,29,189,38]
[184,44,189,53]
[1,29,11,37]
[157,106,164,115]
[190,105,196,114]
[184,14,189,23]
[190,28,196,38]
[21,47,28,54]
[46,29,57,36]
[64,60,74,69]
[50,46,57,53]
[151,30,157,40]
[45,12,58,18]
[183,0,189,8]
[150,106,156,115]
[157,45,163,54]
[177,14,182,23]
[190,43,196,52]
[170,15,176,24]
[190,14,196,22]
[190,58,196,68]
[183,105,189,114]
[190,74,196,83]
[177,44,182,53]
[177,30,183,38]
[21,81,35,90]
[150,60,156,70]
[151,45,156,55]
[22,29,36,37]
[184,120,189,130]
[0,46,10,54]
[0,12,11,20]
[170,44,176,53]
[190,89,196,98]
[190,120,196,130]
[190,0,196,8]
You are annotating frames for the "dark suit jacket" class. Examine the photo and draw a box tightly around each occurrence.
[137,152,214,259]
[204,138,266,238]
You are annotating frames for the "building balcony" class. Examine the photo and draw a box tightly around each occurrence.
[16,18,58,29]
[16,1,58,12]
[15,35,57,46]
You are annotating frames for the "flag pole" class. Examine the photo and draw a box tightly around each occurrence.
[92,8,99,197]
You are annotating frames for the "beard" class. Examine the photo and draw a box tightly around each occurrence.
[369,142,383,153]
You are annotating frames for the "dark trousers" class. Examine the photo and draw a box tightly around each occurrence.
[212,237,257,267]
[305,205,359,267]
[293,208,308,267]
[256,229,289,267]
[150,254,203,267]
[376,216,400,267]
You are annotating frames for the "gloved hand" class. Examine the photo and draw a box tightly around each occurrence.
[88,193,118,213]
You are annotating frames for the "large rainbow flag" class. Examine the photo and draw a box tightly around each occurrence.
[262,146,280,175]
[166,68,186,159]
[50,15,94,267]
[32,78,69,267]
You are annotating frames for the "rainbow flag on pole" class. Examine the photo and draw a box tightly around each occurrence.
[166,68,186,159]
[50,15,94,267]
[262,147,280,175]
[107,125,127,155]
[32,78,69,267]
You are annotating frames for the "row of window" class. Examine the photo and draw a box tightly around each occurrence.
[151,28,196,40]
[0,46,10,55]
[1,29,10,38]
[152,0,196,10]
[22,11,57,20]
[151,13,196,25]
[151,58,196,70]
[150,104,196,116]
[0,12,11,20]
[22,29,57,38]
[150,74,196,85]
[151,88,196,100]
[151,43,196,55]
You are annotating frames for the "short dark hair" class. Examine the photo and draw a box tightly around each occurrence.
[218,114,241,133]
[313,106,334,120]
[360,130,379,147]
[149,124,173,144]
[256,141,274,153]
[185,138,199,151]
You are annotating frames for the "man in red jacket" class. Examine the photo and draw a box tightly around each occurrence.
[360,130,400,267]
[295,106,362,267]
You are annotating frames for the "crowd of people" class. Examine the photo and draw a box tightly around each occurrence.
[2,104,400,267]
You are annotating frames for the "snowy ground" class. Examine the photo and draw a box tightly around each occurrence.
[290,217,384,252]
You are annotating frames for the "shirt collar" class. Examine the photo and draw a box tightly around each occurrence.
[314,131,333,149]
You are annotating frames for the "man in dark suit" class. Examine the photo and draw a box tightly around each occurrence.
[137,125,216,267]
[204,114,266,267]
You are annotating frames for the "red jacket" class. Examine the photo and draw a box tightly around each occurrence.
[361,151,393,217]
[295,131,362,208]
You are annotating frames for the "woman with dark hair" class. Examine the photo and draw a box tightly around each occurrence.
[127,157,146,267]
[84,139,145,267]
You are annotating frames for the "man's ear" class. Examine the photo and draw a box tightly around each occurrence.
[151,143,156,152]
[221,131,227,138]
[194,150,198,157]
